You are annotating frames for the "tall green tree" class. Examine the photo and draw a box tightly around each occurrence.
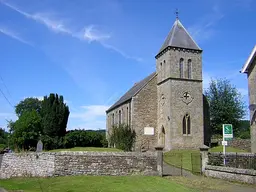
[41,93,70,138]
[205,79,246,135]
[0,128,8,150]
[11,110,42,150]
[15,97,42,117]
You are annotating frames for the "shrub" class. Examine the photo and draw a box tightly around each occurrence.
[108,124,136,151]
[239,130,250,139]
[64,130,107,148]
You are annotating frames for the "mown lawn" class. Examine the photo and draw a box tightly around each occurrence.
[163,147,246,172]
[0,176,197,192]
[49,147,122,152]
[209,146,246,153]
[164,149,200,172]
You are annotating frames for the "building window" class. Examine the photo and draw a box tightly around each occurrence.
[179,58,184,78]
[127,107,129,125]
[121,109,123,124]
[188,59,192,79]
[182,114,191,135]
[112,113,114,126]
[118,110,121,125]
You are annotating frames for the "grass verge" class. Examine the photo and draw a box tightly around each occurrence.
[209,146,246,153]
[163,149,200,172]
[0,176,197,192]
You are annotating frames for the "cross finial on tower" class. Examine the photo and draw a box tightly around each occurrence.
[175,9,179,20]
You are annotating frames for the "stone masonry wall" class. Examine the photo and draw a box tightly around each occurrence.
[54,152,158,176]
[156,48,204,150]
[132,75,158,152]
[0,153,55,179]
[0,151,159,179]
[205,165,256,184]
[208,152,256,170]
[216,139,251,152]
[248,60,256,153]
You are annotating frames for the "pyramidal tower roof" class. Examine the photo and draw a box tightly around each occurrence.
[156,18,201,57]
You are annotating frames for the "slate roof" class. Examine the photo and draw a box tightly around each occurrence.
[106,72,156,112]
[157,19,201,56]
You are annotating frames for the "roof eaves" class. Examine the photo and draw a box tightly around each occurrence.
[105,99,131,113]
[155,46,202,59]
[241,45,256,73]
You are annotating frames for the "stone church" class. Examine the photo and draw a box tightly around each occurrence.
[241,45,256,153]
[106,18,210,151]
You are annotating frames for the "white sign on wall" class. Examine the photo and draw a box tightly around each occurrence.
[144,127,154,135]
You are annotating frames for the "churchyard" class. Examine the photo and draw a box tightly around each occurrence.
[0,5,256,192]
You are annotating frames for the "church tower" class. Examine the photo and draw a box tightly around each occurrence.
[156,17,204,150]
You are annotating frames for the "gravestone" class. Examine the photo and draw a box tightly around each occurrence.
[36,140,43,152]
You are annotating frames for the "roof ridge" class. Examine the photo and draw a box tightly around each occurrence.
[176,20,201,50]
[156,19,202,57]
[169,20,178,47]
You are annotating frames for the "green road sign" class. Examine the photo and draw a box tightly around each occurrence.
[223,124,233,139]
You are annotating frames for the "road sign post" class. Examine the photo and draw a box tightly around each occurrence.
[222,124,233,165]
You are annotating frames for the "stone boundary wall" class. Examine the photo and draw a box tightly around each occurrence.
[0,151,160,179]
[0,153,55,179]
[216,139,251,152]
[208,152,256,170]
[205,165,256,184]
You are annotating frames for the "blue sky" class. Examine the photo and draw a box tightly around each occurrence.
[0,0,255,131]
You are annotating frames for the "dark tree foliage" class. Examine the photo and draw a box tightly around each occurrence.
[64,130,107,148]
[11,110,42,150]
[0,128,8,150]
[15,97,42,117]
[205,79,246,135]
[108,124,136,151]
[237,120,250,139]
[41,93,70,138]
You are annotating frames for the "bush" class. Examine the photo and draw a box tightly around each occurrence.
[0,143,6,151]
[41,135,64,150]
[239,130,250,139]
[108,124,136,151]
[64,130,107,148]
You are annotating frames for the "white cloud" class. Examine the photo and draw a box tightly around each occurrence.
[1,1,142,62]
[70,105,109,119]
[82,25,110,42]
[188,5,224,43]
[32,13,71,34]
[1,1,71,34]
[69,105,109,130]
[0,27,32,46]
[23,96,44,101]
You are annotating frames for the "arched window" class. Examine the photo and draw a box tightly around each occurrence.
[112,113,114,126]
[121,109,123,123]
[188,59,192,79]
[182,114,191,135]
[160,126,165,147]
[179,58,184,78]
[126,107,129,124]
[118,110,121,125]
